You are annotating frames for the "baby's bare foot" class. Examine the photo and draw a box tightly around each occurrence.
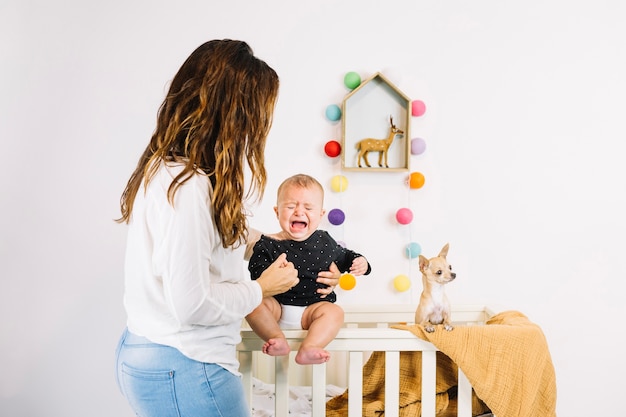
[263,338,290,356]
[295,347,330,365]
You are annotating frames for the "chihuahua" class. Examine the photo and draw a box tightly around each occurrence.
[414,243,456,332]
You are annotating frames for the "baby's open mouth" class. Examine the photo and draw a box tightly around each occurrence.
[291,221,308,230]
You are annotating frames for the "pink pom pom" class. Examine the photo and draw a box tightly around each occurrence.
[411,100,426,117]
[396,208,413,225]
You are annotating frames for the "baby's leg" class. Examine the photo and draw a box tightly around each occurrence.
[245,297,290,356]
[295,302,344,365]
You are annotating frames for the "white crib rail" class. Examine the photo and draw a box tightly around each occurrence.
[238,304,494,417]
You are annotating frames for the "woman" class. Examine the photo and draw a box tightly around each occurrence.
[114,39,339,417]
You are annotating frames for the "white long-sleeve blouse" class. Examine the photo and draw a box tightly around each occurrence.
[122,160,262,375]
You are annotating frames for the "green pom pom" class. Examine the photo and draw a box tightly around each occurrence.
[344,71,361,90]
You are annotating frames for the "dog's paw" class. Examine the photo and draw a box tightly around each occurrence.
[444,324,454,331]
[424,325,435,333]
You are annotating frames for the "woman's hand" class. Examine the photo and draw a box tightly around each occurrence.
[316,262,340,298]
[255,253,299,298]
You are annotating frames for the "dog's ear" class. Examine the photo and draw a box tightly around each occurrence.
[418,254,429,271]
[438,243,450,258]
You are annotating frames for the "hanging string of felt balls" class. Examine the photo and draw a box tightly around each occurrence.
[328,174,350,289]
[323,72,359,290]
[394,98,429,298]
[323,70,429,295]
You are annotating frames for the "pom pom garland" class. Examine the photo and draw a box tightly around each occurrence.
[322,70,434,297]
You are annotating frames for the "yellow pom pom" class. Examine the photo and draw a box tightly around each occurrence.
[393,274,411,292]
[330,175,348,192]
[339,273,356,290]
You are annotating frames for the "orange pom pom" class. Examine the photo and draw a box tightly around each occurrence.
[339,273,356,290]
[409,172,425,189]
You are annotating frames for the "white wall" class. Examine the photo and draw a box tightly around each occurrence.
[2,1,625,416]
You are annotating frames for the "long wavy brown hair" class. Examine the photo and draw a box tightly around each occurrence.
[117,39,279,248]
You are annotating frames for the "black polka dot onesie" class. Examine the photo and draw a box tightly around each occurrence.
[248,230,371,306]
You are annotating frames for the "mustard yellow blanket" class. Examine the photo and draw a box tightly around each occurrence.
[326,310,557,417]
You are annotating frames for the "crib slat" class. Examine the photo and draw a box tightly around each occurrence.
[348,351,363,417]
[457,367,472,417]
[275,355,290,417]
[311,363,326,417]
[384,351,400,417]
[422,350,437,417]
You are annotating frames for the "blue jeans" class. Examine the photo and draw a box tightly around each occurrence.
[115,328,250,417]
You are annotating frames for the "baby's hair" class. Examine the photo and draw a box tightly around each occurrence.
[277,174,324,202]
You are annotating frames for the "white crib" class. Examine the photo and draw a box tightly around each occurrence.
[237,304,495,417]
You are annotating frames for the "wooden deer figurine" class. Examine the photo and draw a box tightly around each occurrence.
[355,116,404,168]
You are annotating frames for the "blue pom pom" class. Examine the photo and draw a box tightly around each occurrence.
[405,242,421,258]
[325,104,342,121]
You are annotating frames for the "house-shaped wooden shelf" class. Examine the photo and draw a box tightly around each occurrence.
[341,72,411,172]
